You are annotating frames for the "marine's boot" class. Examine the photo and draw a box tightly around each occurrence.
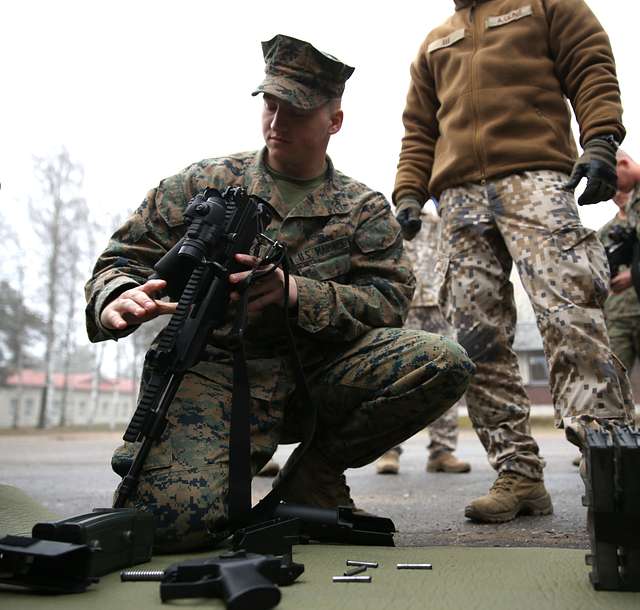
[426,451,471,473]
[376,449,401,475]
[464,472,553,523]
[276,448,355,509]
[256,460,281,477]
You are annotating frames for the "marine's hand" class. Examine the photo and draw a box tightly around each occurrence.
[395,197,423,241]
[229,253,298,313]
[100,279,177,330]
[611,269,633,293]
[564,137,618,205]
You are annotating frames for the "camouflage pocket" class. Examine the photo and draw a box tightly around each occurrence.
[552,226,609,308]
[111,436,173,477]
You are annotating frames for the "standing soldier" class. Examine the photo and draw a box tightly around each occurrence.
[598,183,640,374]
[376,208,470,475]
[394,0,635,523]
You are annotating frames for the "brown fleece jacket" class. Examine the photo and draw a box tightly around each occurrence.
[393,0,625,202]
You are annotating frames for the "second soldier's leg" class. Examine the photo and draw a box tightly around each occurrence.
[606,315,639,374]
[494,171,634,425]
[426,407,471,473]
[410,307,471,473]
[439,182,551,522]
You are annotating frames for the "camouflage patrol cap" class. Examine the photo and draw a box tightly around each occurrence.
[252,34,355,110]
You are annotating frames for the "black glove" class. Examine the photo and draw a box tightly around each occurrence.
[564,136,618,205]
[395,198,422,240]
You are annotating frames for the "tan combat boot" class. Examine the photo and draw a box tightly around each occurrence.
[376,449,401,475]
[464,471,553,523]
[276,448,355,509]
[426,451,471,473]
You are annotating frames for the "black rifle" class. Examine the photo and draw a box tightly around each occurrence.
[582,424,640,590]
[114,186,279,512]
[121,551,304,610]
[604,224,636,278]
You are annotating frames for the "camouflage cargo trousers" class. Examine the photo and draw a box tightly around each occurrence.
[113,327,473,552]
[438,170,634,481]
[605,314,640,374]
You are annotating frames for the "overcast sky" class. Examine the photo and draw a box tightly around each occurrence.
[1,0,638,330]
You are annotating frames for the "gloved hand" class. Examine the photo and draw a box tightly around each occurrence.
[564,136,618,205]
[395,197,423,240]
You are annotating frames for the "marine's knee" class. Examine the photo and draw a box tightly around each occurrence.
[115,462,228,553]
[438,336,475,393]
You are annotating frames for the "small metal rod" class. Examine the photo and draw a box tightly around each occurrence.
[344,565,368,576]
[346,560,379,568]
[396,563,433,570]
[333,575,372,583]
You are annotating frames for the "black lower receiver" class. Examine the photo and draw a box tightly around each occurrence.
[121,551,304,610]
[0,508,154,594]
[583,425,640,591]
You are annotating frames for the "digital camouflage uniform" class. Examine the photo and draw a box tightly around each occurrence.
[606,185,640,372]
[394,0,634,483]
[85,37,473,552]
[438,171,634,479]
[404,211,460,457]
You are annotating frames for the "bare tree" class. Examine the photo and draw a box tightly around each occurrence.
[30,148,89,428]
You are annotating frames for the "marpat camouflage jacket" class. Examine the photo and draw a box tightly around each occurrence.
[85,149,415,359]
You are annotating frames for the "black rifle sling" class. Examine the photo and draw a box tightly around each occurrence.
[251,256,318,520]
[228,286,253,525]
[226,254,319,526]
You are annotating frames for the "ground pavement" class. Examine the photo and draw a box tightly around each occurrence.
[0,424,586,548]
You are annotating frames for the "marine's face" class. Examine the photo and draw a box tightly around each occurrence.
[261,94,342,178]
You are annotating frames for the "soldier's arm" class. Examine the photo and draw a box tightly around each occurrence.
[84,174,190,342]
[293,195,415,342]
[393,39,440,206]
[546,0,624,145]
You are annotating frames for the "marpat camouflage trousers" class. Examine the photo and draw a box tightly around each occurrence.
[438,170,634,480]
[113,327,473,551]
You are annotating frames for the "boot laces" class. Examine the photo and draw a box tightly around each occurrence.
[490,472,520,493]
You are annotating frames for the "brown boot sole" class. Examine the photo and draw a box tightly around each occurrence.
[426,462,471,473]
[464,493,554,523]
[376,466,399,475]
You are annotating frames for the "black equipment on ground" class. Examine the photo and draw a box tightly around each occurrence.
[582,424,640,591]
[0,536,96,593]
[121,550,304,610]
[0,508,153,593]
[232,504,395,553]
